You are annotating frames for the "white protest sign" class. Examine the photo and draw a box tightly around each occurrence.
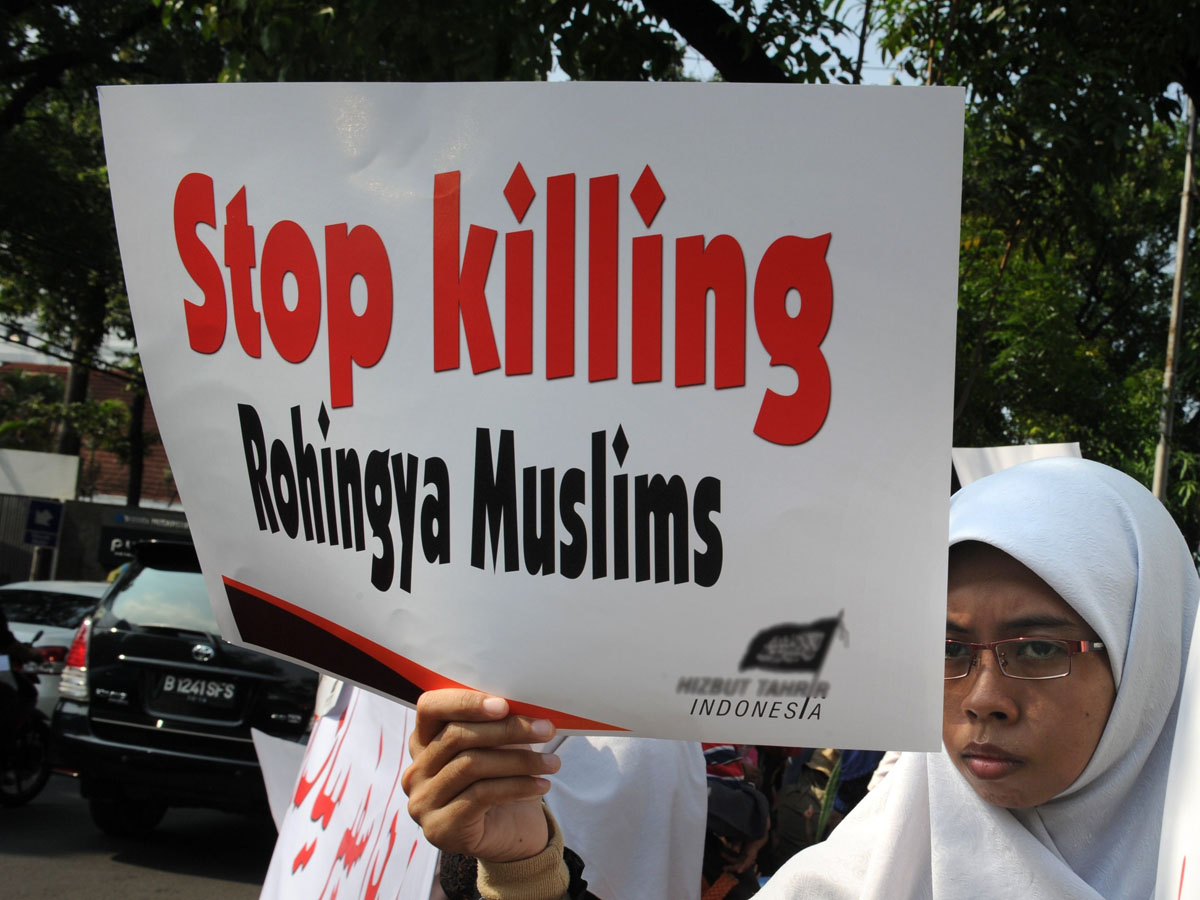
[99,83,962,747]
[251,727,308,830]
[260,685,438,899]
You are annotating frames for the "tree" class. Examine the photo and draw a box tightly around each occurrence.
[878,0,1200,542]
[0,361,143,500]
[0,94,123,452]
[1,1,159,138]
[0,368,64,450]
[160,0,851,85]
[2,2,221,493]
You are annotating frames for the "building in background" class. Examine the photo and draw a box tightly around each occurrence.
[0,335,187,583]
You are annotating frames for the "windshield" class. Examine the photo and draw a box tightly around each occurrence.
[107,565,219,634]
[0,589,102,628]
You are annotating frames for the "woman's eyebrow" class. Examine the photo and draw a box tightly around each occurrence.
[944,614,1080,635]
[1001,614,1079,631]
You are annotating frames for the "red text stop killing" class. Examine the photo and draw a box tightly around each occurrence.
[172,164,834,446]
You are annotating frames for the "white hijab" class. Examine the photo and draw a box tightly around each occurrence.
[762,458,1198,899]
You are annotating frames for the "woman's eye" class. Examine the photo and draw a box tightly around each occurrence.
[1016,640,1064,660]
[945,642,970,660]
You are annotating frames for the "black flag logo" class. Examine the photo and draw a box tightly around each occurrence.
[739,616,844,673]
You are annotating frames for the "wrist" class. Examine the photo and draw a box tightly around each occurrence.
[476,805,569,900]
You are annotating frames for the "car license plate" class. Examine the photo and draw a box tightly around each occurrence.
[159,673,237,707]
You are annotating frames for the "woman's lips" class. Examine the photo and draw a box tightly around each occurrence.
[961,745,1023,780]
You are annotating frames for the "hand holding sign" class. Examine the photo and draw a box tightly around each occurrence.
[402,689,561,863]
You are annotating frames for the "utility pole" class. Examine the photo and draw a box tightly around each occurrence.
[1154,96,1198,500]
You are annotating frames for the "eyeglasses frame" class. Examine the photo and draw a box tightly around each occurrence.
[944,637,1107,681]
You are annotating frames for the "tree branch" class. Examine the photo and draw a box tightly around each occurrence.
[0,5,161,137]
[641,0,787,82]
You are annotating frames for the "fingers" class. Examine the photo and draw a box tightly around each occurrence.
[412,689,510,751]
[431,711,556,760]
[407,744,560,817]
[403,713,558,798]
[402,689,562,861]
[403,688,559,801]
[410,689,556,758]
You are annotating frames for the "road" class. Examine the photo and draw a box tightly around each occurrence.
[0,774,277,899]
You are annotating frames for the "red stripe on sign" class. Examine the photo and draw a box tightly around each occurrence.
[1180,856,1186,900]
[221,575,626,732]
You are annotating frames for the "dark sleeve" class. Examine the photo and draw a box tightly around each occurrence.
[0,606,16,649]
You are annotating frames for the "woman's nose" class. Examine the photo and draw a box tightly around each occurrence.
[959,649,1020,721]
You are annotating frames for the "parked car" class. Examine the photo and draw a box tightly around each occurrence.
[0,580,110,719]
[53,541,318,836]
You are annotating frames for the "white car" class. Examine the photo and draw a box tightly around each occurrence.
[1,580,110,718]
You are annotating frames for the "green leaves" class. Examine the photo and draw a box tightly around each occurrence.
[0,369,64,452]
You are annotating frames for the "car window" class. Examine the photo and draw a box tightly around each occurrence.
[0,589,100,628]
[107,566,219,634]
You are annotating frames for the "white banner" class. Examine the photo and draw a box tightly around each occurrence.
[260,685,438,899]
[99,82,962,746]
[0,448,79,500]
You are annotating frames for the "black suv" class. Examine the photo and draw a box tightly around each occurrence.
[53,541,318,836]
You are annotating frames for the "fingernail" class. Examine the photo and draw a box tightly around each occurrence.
[530,718,554,740]
[482,697,507,715]
[540,752,561,772]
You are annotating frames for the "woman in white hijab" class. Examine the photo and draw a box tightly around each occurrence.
[403,458,1197,899]
[763,457,1197,899]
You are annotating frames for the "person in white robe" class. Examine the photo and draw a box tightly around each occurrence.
[764,458,1197,899]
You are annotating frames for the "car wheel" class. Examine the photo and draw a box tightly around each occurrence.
[0,717,52,807]
[88,797,168,836]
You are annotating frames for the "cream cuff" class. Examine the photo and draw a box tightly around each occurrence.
[476,805,571,900]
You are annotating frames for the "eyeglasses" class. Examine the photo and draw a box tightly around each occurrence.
[944,638,1106,681]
